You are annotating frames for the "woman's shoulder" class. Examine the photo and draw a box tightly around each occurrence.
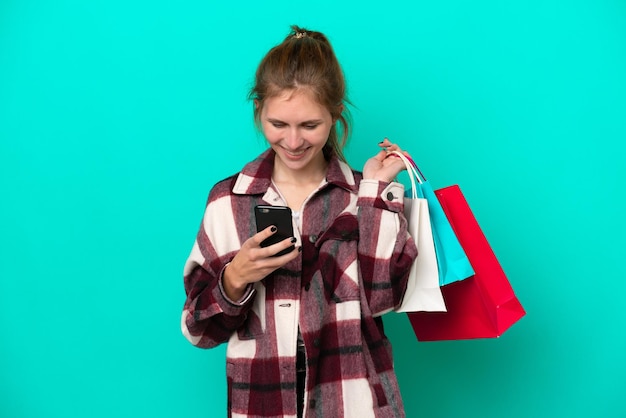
[205,173,239,203]
[327,156,362,191]
[351,168,363,183]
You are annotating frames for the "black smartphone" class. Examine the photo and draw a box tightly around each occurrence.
[254,205,295,256]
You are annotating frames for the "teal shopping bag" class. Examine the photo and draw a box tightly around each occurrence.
[395,152,475,286]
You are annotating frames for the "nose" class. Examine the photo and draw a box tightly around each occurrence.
[284,128,303,149]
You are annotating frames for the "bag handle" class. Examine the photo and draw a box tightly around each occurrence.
[405,154,427,182]
[389,150,419,179]
[390,150,426,182]
[389,151,424,199]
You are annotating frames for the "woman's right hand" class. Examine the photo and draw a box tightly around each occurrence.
[222,226,300,301]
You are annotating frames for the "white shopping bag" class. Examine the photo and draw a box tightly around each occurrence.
[394,152,447,313]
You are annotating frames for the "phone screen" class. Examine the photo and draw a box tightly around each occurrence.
[254,205,295,256]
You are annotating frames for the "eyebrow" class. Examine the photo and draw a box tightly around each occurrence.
[266,118,323,125]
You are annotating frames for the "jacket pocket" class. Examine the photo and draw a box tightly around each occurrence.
[236,284,266,340]
[315,213,360,302]
[236,309,264,340]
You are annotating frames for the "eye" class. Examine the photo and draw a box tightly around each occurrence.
[303,123,319,130]
[271,122,286,128]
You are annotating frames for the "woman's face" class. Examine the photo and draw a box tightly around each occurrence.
[260,89,333,176]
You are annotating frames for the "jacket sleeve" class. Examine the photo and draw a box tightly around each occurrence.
[180,193,256,349]
[356,179,417,316]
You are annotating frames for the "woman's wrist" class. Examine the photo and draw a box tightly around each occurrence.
[222,264,249,301]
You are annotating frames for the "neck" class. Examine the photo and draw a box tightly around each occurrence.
[272,155,328,186]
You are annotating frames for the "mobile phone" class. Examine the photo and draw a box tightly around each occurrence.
[254,205,295,256]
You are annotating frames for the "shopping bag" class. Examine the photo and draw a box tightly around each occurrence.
[394,152,446,312]
[408,185,526,340]
[391,152,474,286]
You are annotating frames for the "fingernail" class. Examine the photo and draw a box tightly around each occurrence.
[298,247,303,252]
[290,237,297,243]
[271,226,277,232]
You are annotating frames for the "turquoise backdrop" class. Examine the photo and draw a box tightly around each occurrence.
[1,1,625,417]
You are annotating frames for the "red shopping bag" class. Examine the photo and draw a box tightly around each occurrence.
[407,185,525,341]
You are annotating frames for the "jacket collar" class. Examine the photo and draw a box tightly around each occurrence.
[232,149,359,196]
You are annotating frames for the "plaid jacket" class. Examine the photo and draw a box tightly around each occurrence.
[181,149,417,418]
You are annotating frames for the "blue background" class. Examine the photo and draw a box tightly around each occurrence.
[1,1,625,417]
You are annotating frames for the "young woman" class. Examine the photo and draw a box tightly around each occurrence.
[181,26,416,418]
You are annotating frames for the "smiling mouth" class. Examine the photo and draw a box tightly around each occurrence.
[284,148,309,156]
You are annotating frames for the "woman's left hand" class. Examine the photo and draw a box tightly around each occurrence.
[362,138,410,182]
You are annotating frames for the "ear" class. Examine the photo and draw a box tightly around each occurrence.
[332,103,344,122]
[254,99,259,109]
